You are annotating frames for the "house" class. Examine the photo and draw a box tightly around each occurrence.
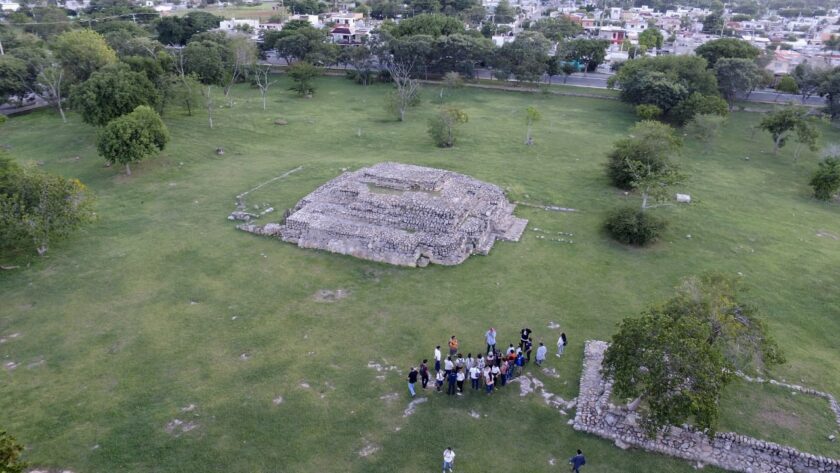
[290,14,322,28]
[219,18,260,32]
[765,48,805,75]
[598,26,626,45]
[624,18,647,39]
[1,1,20,11]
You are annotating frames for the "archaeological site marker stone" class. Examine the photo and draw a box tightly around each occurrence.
[237,163,528,267]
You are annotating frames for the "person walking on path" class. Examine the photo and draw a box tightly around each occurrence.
[485,327,497,354]
[435,346,442,371]
[456,368,465,394]
[448,336,459,356]
[407,367,418,397]
[569,449,586,473]
[435,370,445,392]
[535,342,547,366]
[557,333,567,357]
[519,327,532,350]
[442,447,456,473]
[419,360,430,389]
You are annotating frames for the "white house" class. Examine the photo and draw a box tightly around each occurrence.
[1,1,21,11]
[219,18,260,31]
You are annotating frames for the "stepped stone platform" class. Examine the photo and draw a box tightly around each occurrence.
[238,163,528,267]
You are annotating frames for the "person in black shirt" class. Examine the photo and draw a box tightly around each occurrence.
[524,337,533,362]
[519,327,532,350]
[419,359,430,389]
[408,367,418,397]
[447,369,458,395]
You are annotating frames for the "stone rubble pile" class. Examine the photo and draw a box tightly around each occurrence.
[573,340,840,473]
[238,163,528,267]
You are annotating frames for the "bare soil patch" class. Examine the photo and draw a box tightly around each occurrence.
[313,289,350,302]
[816,230,839,240]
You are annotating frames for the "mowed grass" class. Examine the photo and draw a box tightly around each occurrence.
[1,76,839,472]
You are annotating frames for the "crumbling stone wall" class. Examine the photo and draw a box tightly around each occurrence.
[238,163,528,267]
[574,341,840,473]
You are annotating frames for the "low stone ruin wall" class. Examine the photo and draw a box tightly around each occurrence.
[573,341,840,473]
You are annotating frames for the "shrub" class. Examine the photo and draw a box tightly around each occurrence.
[776,75,799,94]
[427,107,468,147]
[810,157,840,200]
[669,92,728,126]
[606,121,681,189]
[605,206,667,246]
[635,104,663,120]
[685,113,727,144]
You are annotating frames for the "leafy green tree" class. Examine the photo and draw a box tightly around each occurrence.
[638,27,664,50]
[527,17,581,42]
[695,38,760,69]
[96,105,169,176]
[817,66,840,119]
[0,55,28,103]
[669,92,728,125]
[430,34,493,78]
[604,206,666,246]
[70,64,161,127]
[427,107,468,147]
[603,308,731,435]
[524,105,540,145]
[775,75,799,94]
[635,104,662,121]
[758,108,816,154]
[21,6,72,40]
[561,38,609,73]
[287,61,321,96]
[387,13,465,38]
[701,12,724,35]
[715,57,762,107]
[684,113,727,146]
[53,30,118,83]
[824,35,840,51]
[494,32,550,83]
[166,73,202,116]
[792,63,821,103]
[810,157,840,200]
[0,164,95,256]
[0,429,27,473]
[493,0,516,23]
[155,11,223,45]
[183,39,233,85]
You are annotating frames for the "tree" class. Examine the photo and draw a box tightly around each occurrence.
[387,13,465,38]
[758,108,814,154]
[669,92,728,126]
[715,58,762,107]
[775,75,799,95]
[439,71,463,100]
[817,67,840,119]
[287,61,321,96]
[340,45,376,85]
[0,429,27,473]
[183,39,233,85]
[0,164,95,256]
[253,65,277,111]
[561,38,609,74]
[166,73,202,116]
[53,30,118,83]
[493,0,516,24]
[560,62,576,83]
[494,32,550,83]
[695,38,760,69]
[155,11,223,45]
[223,35,257,104]
[824,35,840,52]
[602,309,732,435]
[96,105,170,176]
[0,55,28,103]
[428,107,468,147]
[430,34,493,78]
[70,64,161,127]
[792,63,821,104]
[606,121,684,211]
[685,113,727,146]
[524,106,540,145]
[701,12,725,35]
[527,17,581,42]
[384,59,420,122]
[810,157,840,200]
[638,28,664,50]
[34,53,67,123]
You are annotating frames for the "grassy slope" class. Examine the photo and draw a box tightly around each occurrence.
[1,77,838,472]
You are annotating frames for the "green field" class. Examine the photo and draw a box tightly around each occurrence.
[1,77,839,472]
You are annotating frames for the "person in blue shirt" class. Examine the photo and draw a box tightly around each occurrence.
[569,449,586,472]
[485,327,496,354]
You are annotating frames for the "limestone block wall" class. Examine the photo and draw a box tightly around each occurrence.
[573,341,840,473]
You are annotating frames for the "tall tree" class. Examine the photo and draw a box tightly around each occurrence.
[253,64,276,111]
[70,64,161,127]
[695,38,760,69]
[96,105,170,176]
[493,0,516,23]
[758,107,817,155]
[817,66,840,119]
[792,63,821,104]
[384,59,420,122]
[560,38,609,74]
[287,61,321,96]
[714,57,762,107]
[527,17,581,42]
[638,27,664,50]
[53,30,118,83]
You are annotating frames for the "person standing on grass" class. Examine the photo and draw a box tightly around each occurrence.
[569,449,586,473]
[535,342,547,366]
[407,367,418,397]
[455,353,465,371]
[465,353,474,372]
[469,363,481,390]
[486,350,495,368]
[419,359,430,389]
[456,367,465,394]
[448,335,459,356]
[525,337,533,363]
[557,333,567,357]
[435,346,442,371]
[506,343,516,356]
[500,359,509,387]
[485,327,497,354]
[519,327,532,350]
[435,369,445,392]
[485,368,495,394]
[444,356,454,377]
[442,447,456,473]
[490,363,501,387]
[515,351,525,376]
[447,368,458,395]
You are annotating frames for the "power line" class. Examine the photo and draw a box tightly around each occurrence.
[7,11,162,25]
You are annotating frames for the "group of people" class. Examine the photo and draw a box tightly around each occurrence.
[440,447,586,472]
[406,327,569,398]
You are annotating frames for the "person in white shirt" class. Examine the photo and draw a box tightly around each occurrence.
[434,346,442,371]
[435,370,445,392]
[444,356,454,375]
[442,447,455,472]
[469,365,481,390]
[535,342,548,366]
[557,332,567,357]
[455,368,465,394]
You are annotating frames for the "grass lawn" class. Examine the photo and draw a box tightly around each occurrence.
[1,76,839,472]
